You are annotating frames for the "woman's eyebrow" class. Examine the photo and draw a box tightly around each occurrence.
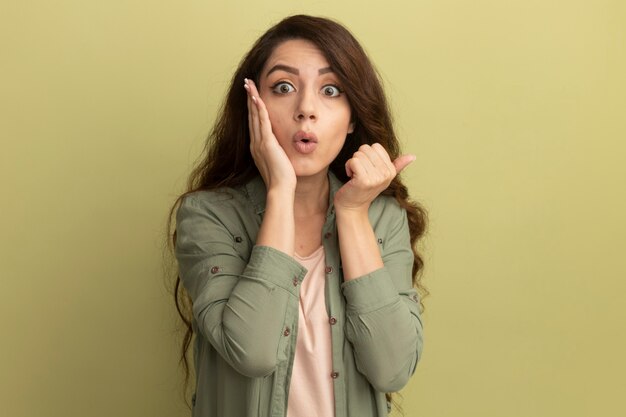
[265,65,334,77]
[266,64,299,77]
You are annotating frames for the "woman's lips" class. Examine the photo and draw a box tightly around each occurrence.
[293,141,317,154]
[293,131,318,154]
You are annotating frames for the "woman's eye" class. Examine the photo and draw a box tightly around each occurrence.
[272,82,295,94]
[322,85,342,97]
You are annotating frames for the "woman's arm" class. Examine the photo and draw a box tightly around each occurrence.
[175,194,304,378]
[334,143,414,281]
[245,78,296,255]
[173,80,301,378]
[334,144,423,392]
[339,202,423,392]
[335,209,383,280]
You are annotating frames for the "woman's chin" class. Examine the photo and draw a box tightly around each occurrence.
[292,163,329,181]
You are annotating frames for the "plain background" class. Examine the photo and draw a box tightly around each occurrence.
[2,1,625,416]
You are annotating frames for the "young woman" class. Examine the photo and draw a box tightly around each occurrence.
[171,14,428,417]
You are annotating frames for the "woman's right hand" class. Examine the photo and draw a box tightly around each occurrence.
[244,78,297,191]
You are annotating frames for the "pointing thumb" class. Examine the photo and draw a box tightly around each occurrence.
[393,154,416,174]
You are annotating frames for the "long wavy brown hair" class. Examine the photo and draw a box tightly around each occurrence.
[168,14,428,409]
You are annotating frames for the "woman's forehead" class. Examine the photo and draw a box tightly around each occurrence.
[262,39,330,76]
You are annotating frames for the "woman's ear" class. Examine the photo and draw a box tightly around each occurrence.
[348,121,355,134]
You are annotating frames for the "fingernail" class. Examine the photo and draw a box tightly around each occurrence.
[251,96,257,103]
[244,78,249,84]
[244,84,250,90]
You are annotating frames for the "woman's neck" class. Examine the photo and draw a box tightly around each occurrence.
[294,171,330,218]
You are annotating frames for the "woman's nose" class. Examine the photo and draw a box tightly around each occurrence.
[294,89,317,122]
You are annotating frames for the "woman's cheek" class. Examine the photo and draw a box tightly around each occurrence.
[267,112,288,142]
[262,102,278,127]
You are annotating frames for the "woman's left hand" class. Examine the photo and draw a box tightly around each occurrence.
[334,143,415,213]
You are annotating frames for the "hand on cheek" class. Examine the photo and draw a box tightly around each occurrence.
[244,78,296,191]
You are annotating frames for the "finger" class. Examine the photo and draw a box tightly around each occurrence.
[255,96,274,139]
[358,144,393,182]
[246,97,257,150]
[344,159,353,178]
[244,81,255,141]
[244,79,261,143]
[352,150,375,177]
[247,80,272,140]
[393,154,416,174]
[358,144,386,169]
[247,78,259,95]
[247,79,263,110]
[252,98,263,144]
[371,143,396,177]
[345,156,368,183]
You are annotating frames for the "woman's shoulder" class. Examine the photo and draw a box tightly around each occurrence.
[178,182,254,215]
[182,186,244,204]
[366,194,408,235]
[369,194,404,216]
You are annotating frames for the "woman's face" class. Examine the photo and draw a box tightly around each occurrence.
[258,39,354,179]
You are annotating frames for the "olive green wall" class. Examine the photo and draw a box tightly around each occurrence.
[2,1,625,416]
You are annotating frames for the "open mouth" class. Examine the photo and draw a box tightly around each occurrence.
[293,131,318,154]
[294,130,318,144]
